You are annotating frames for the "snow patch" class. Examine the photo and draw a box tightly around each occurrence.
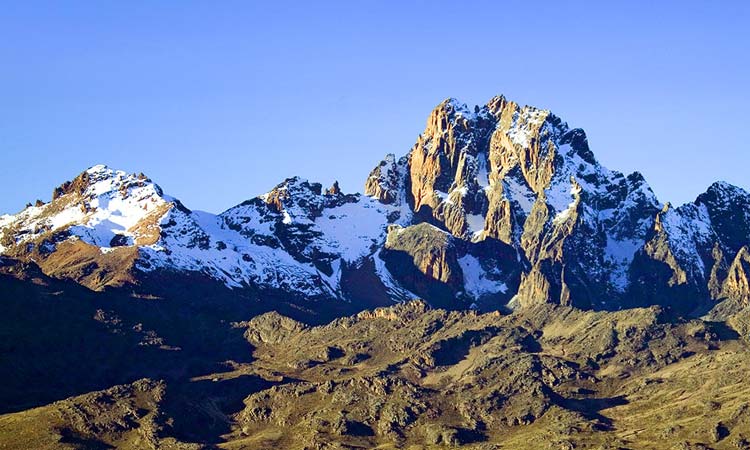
[604,237,641,291]
[465,213,485,236]
[503,176,535,215]
[459,254,508,298]
[314,198,390,263]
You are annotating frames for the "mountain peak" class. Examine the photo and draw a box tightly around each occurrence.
[696,181,750,214]
[704,180,749,199]
[52,165,163,202]
[261,176,323,216]
[0,165,176,260]
[438,97,479,116]
[85,163,108,173]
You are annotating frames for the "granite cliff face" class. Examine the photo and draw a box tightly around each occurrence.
[365,98,665,312]
[2,96,750,317]
[366,96,750,316]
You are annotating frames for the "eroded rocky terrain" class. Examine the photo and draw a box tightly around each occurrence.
[2,294,749,449]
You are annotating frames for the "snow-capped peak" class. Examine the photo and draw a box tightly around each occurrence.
[1,166,173,251]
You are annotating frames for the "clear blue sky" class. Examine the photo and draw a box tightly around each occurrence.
[2,1,748,214]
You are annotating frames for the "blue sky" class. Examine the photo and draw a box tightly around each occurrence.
[1,1,748,214]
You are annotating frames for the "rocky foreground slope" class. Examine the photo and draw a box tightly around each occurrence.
[2,294,749,449]
[2,96,750,449]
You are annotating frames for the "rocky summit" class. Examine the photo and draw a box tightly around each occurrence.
[2,96,750,449]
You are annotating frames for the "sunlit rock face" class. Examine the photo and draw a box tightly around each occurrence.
[366,96,750,314]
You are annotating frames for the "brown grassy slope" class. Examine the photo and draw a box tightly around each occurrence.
[220,301,750,449]
[1,297,749,449]
[0,379,210,450]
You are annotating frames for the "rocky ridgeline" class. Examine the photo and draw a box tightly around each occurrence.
[1,96,750,317]
[365,96,750,316]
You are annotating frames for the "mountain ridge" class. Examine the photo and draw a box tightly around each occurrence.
[2,95,750,318]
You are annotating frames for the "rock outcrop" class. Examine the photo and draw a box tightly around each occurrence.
[364,153,409,206]
[721,246,750,307]
[381,223,463,307]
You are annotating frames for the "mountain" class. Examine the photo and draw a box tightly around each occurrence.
[2,95,750,449]
[2,96,750,317]
[364,97,750,317]
[0,166,395,302]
